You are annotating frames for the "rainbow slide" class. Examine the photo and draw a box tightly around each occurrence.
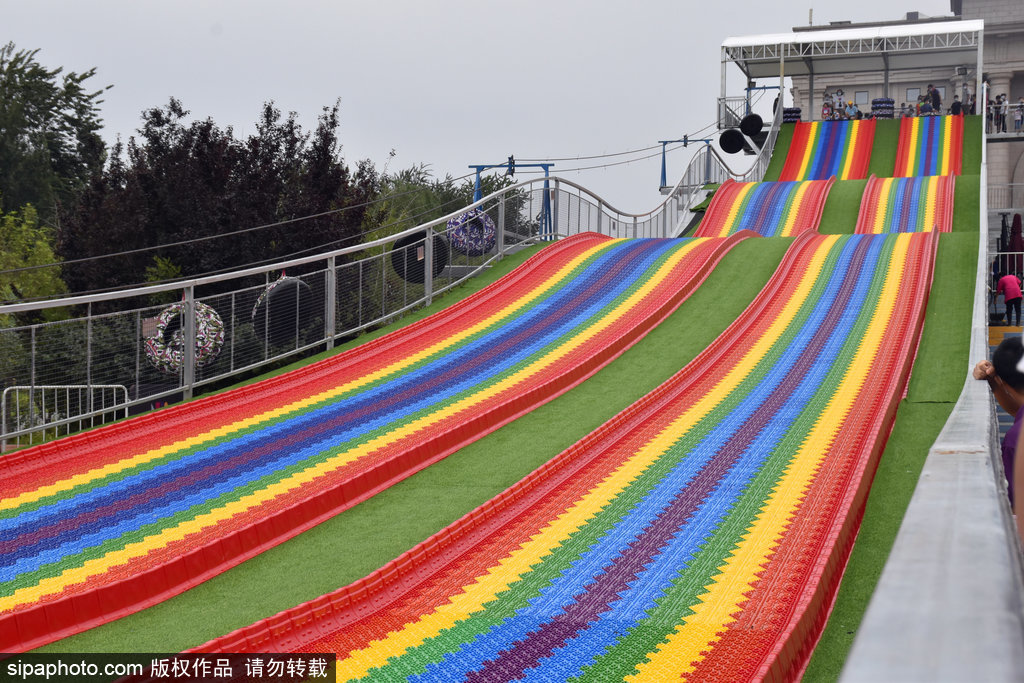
[0,232,749,652]
[893,114,963,177]
[855,175,956,233]
[695,177,835,237]
[777,119,875,181]
[197,231,938,682]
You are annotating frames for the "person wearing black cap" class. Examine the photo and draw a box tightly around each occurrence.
[975,336,1024,507]
[950,95,962,116]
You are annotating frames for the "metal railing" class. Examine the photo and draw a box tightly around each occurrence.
[990,250,1024,277]
[985,102,1024,135]
[1,384,128,451]
[989,185,1024,211]
[666,101,783,236]
[717,96,750,130]
[986,252,1024,325]
[0,172,715,447]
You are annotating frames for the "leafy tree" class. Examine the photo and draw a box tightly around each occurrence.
[0,42,110,224]
[362,163,516,249]
[0,201,68,405]
[57,98,380,297]
[0,201,67,322]
[144,256,182,305]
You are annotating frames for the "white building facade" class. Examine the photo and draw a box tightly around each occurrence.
[785,0,1024,248]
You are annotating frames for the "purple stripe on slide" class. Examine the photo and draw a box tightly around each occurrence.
[463,238,872,681]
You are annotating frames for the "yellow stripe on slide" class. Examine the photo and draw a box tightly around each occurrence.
[631,235,910,681]
[1,240,621,513]
[334,237,836,680]
[3,239,705,611]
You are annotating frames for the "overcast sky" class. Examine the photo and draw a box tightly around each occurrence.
[5,0,957,214]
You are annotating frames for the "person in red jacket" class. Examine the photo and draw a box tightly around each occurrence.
[997,272,1023,326]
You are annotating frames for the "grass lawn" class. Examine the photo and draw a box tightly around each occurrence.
[867,118,900,178]
[762,122,794,181]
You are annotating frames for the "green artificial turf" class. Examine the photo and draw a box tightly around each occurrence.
[817,179,867,234]
[801,234,978,682]
[866,118,900,178]
[762,122,795,182]
[962,115,983,174]
[39,236,793,653]
[954,175,981,234]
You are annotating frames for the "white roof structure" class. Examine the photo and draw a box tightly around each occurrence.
[721,19,984,87]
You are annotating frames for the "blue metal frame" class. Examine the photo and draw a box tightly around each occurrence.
[470,160,555,238]
[659,137,712,188]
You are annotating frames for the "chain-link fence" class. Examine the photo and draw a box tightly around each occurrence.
[0,166,781,449]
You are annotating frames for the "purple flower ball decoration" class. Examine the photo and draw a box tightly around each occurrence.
[448,208,496,257]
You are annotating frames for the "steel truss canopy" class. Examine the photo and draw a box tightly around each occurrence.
[722,19,984,80]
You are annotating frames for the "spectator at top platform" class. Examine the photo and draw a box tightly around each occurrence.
[845,100,859,119]
[920,97,933,116]
[928,83,941,112]
[950,95,962,116]
[1015,96,1024,134]
[834,89,845,112]
[996,94,1009,132]
[821,89,834,120]
[969,93,977,115]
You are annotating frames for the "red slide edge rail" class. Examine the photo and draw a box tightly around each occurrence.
[803,176,837,234]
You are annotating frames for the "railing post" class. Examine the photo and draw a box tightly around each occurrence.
[1,390,7,452]
[597,201,604,236]
[552,180,560,239]
[182,285,196,401]
[229,292,236,371]
[357,260,363,327]
[29,325,36,444]
[633,216,638,239]
[86,302,93,419]
[294,277,301,350]
[326,256,337,350]
[263,271,270,360]
[134,310,141,401]
[497,196,506,259]
[424,228,434,306]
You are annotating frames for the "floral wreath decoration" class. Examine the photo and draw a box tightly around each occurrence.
[144,301,225,374]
